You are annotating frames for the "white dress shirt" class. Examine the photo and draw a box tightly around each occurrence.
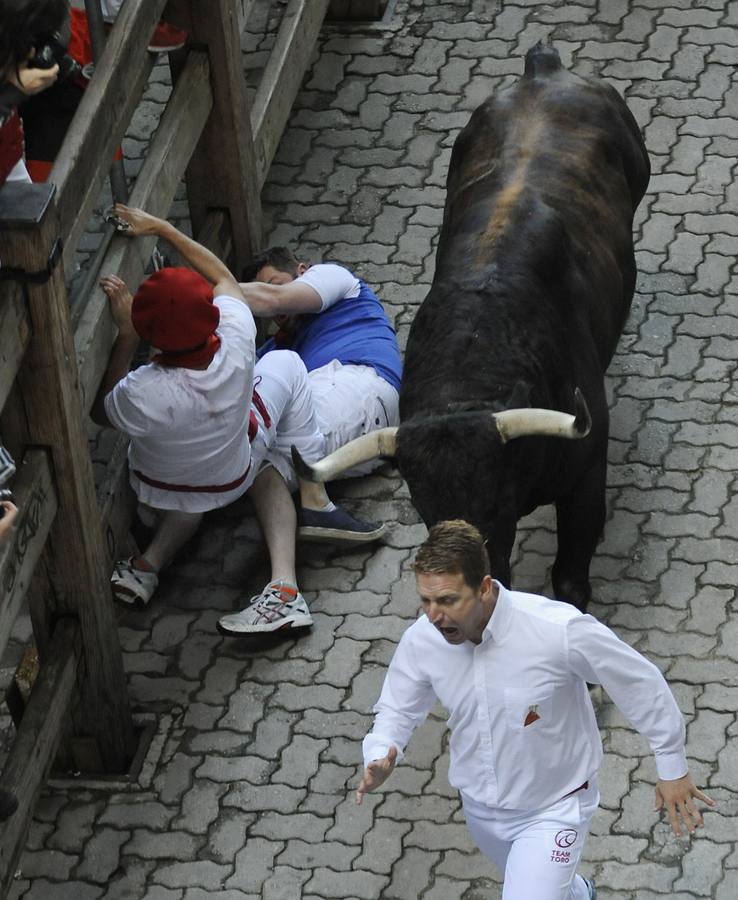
[363,582,687,811]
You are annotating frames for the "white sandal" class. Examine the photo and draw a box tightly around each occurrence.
[111,558,159,607]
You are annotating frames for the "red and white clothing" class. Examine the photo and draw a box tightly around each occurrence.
[105,296,324,512]
[0,83,30,185]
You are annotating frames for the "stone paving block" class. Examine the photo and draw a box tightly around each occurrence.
[435,848,498,880]
[271,733,328,788]
[250,812,331,843]
[152,860,231,891]
[218,681,275,734]
[172,782,226,835]
[18,848,77,881]
[98,801,174,831]
[423,875,473,899]
[277,838,359,869]
[124,829,201,861]
[75,827,129,883]
[296,708,371,741]
[304,868,389,899]
[224,782,305,814]
[598,859,677,893]
[195,754,272,785]
[356,817,411,874]
[261,865,311,899]
[406,820,475,853]
[326,791,382,844]
[224,837,282,893]
[46,802,99,853]
[21,881,104,900]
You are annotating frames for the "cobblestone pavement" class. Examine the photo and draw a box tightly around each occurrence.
[9,1,738,897]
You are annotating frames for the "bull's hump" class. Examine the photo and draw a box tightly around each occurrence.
[472,118,544,263]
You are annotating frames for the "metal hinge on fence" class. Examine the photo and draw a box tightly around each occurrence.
[0,237,63,285]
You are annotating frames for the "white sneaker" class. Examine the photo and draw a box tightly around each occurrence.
[217,581,313,634]
[111,558,159,607]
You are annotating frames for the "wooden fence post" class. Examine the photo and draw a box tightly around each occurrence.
[166,0,263,273]
[0,183,135,772]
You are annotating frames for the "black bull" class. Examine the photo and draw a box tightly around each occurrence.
[294,44,650,612]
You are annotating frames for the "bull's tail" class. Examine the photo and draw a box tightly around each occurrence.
[524,41,562,77]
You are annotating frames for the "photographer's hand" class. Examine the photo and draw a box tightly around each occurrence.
[8,57,59,95]
[0,501,18,543]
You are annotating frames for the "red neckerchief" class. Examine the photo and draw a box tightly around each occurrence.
[153,333,221,369]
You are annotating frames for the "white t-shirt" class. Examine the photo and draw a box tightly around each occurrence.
[105,296,257,513]
[295,263,360,311]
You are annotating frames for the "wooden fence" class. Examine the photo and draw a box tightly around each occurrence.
[0,0,330,892]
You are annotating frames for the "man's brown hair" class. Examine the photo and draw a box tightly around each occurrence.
[242,246,300,282]
[414,520,490,589]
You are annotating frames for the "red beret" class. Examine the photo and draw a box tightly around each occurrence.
[132,268,219,351]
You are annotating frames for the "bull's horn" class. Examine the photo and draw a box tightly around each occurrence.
[493,388,591,443]
[291,427,398,483]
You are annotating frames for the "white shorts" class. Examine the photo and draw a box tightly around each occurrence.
[251,350,326,492]
[308,360,399,477]
[462,780,599,900]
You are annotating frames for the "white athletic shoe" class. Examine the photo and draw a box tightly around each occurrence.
[217,581,313,635]
[111,558,159,607]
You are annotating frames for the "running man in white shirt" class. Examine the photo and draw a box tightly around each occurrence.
[357,520,714,900]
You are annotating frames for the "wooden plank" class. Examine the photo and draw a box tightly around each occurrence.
[197,209,233,261]
[50,0,166,274]
[250,0,330,190]
[0,200,135,772]
[0,451,57,663]
[0,284,30,413]
[0,619,81,899]
[75,49,213,415]
[167,0,263,271]
[96,431,138,568]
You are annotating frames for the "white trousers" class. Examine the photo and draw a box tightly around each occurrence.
[250,350,326,493]
[462,781,599,900]
[308,360,399,477]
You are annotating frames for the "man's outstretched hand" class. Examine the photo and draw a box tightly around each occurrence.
[655,774,715,836]
[355,745,398,805]
[111,204,163,237]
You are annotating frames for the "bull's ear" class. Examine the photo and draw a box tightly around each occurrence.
[507,380,531,409]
